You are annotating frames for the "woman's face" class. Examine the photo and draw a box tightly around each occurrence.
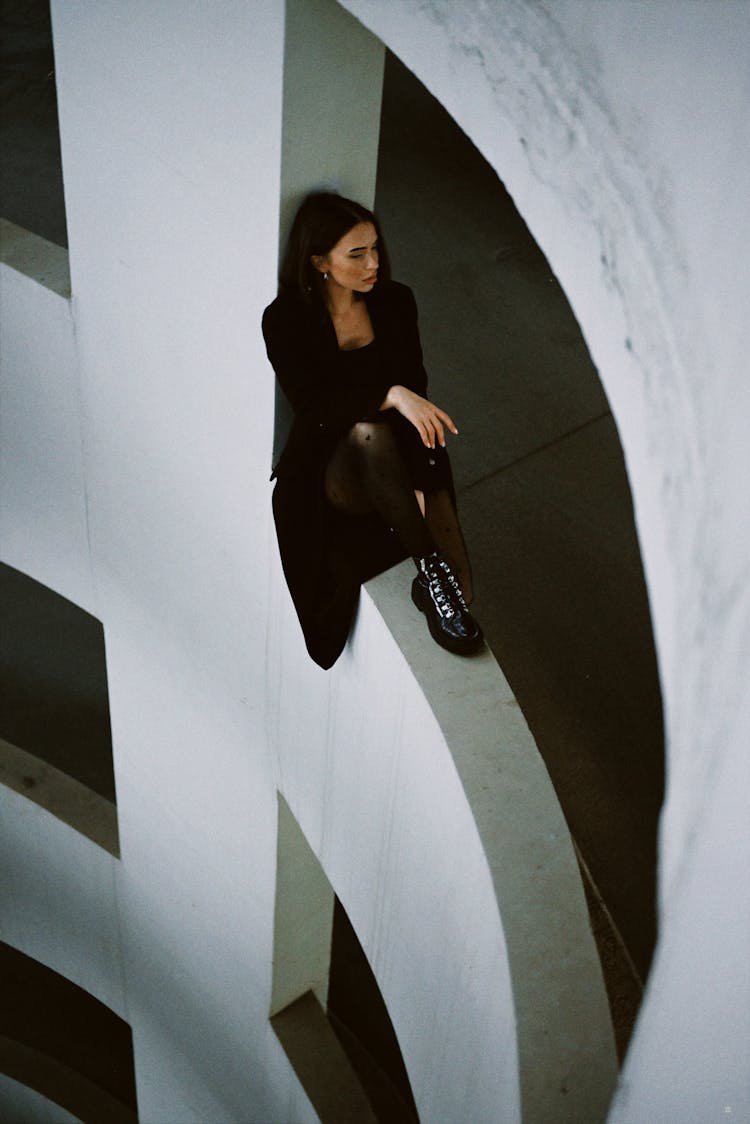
[313,221,379,295]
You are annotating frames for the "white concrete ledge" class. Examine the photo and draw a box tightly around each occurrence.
[367,561,618,1123]
[267,556,617,1122]
[0,1073,82,1124]
[0,235,93,615]
[0,736,118,856]
[0,219,70,298]
[0,1036,136,1124]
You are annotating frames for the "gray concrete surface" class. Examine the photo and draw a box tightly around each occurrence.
[376,51,663,1017]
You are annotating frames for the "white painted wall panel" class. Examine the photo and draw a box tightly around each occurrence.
[266,573,522,1122]
[48,1,293,1118]
[0,260,93,614]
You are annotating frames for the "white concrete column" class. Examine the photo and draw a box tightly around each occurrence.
[48,2,304,1119]
[273,0,385,462]
[280,0,385,232]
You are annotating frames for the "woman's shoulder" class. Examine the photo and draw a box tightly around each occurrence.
[263,290,327,349]
[263,283,418,342]
[371,279,415,304]
[263,289,307,328]
[368,279,418,318]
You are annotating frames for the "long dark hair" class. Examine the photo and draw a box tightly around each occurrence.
[279,191,392,306]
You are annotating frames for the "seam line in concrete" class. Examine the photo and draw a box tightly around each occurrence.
[458,409,613,496]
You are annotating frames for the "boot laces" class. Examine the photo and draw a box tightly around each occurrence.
[437,557,468,610]
[424,558,464,619]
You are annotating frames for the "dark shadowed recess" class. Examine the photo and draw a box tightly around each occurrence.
[0,941,137,1120]
[0,0,67,247]
[0,563,115,802]
[328,898,419,1123]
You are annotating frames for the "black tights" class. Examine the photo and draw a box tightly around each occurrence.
[325,421,474,601]
[325,421,435,558]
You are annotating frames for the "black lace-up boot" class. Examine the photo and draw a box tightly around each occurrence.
[411,552,484,655]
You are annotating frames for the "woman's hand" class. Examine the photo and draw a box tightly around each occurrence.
[381,385,458,449]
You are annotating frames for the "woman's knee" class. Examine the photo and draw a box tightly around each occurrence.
[347,419,399,462]
[348,419,389,445]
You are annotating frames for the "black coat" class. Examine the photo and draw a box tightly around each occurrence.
[263,280,454,669]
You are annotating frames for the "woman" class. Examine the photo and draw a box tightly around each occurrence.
[263,191,482,669]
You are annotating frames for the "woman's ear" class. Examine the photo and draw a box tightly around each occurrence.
[310,254,327,274]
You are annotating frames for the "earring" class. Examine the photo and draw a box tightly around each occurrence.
[323,271,329,282]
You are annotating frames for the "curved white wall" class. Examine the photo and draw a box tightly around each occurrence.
[272,5,615,1117]
[0,227,92,615]
[4,0,748,1120]
[338,1,750,1119]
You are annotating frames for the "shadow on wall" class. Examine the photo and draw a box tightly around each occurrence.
[375,49,664,1039]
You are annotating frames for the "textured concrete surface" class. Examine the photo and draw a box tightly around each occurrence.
[376,51,661,991]
[367,561,619,1119]
[342,4,749,1119]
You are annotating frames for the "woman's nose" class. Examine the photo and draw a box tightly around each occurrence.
[365,249,378,269]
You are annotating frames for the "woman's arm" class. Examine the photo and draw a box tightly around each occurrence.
[380,385,458,450]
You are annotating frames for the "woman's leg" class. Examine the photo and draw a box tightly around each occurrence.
[326,421,482,654]
[324,421,436,558]
[424,489,474,604]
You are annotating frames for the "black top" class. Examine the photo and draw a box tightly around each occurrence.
[263,280,453,668]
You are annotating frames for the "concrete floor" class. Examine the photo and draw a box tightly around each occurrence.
[376,52,664,1042]
[0,1,663,1093]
